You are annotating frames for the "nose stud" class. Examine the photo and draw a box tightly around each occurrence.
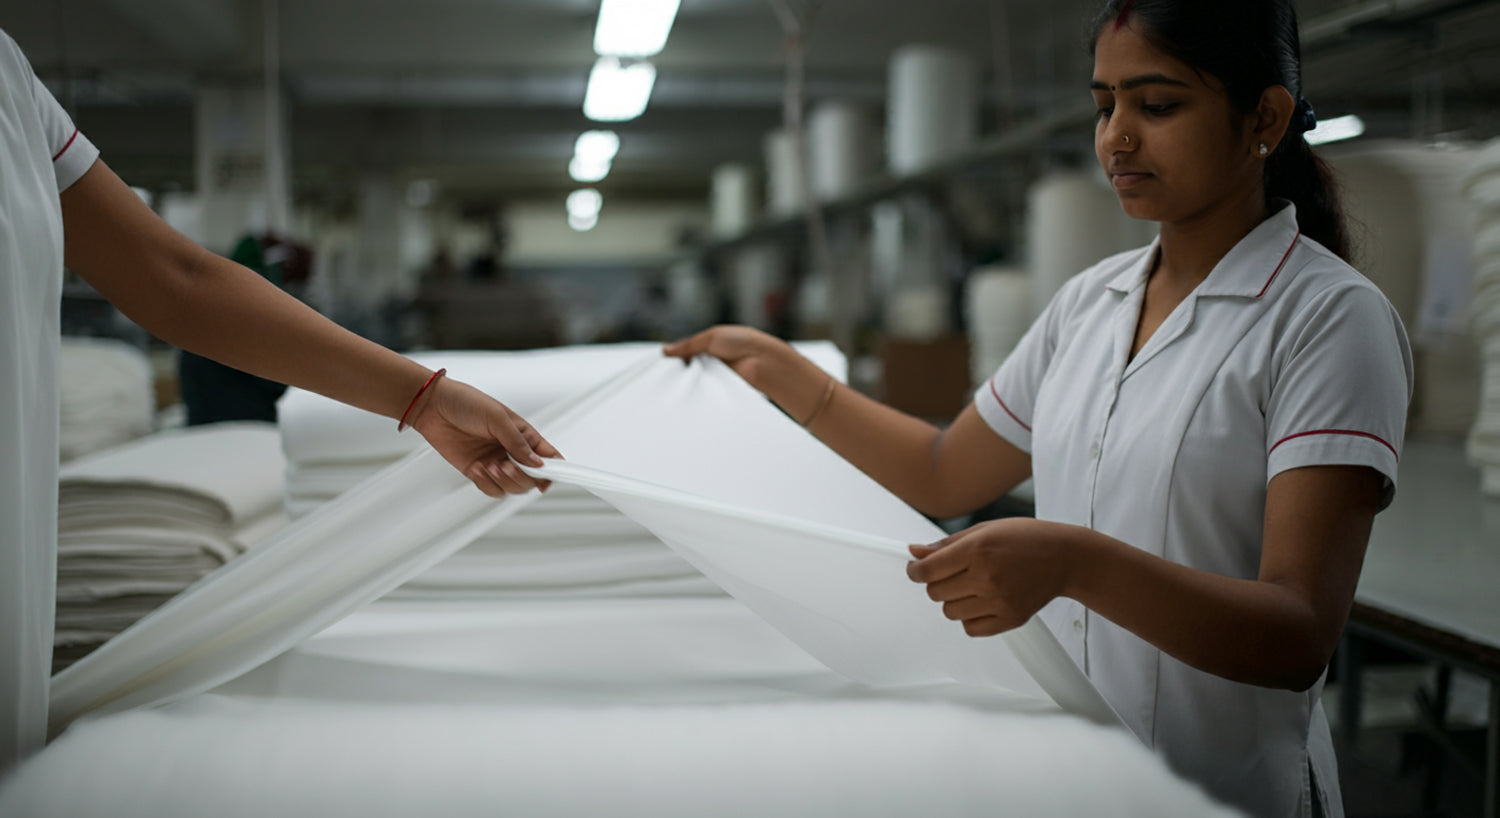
[1121,134,1131,145]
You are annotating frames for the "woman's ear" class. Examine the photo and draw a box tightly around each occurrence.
[1252,85,1297,156]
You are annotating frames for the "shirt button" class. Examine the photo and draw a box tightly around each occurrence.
[1072,619,1085,635]
[1089,442,1101,459]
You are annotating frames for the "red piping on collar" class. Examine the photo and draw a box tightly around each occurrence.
[1256,231,1300,298]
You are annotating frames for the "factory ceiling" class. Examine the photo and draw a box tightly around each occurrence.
[3,0,1499,202]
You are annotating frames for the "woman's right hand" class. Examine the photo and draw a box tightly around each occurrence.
[664,326,832,425]
[662,325,795,392]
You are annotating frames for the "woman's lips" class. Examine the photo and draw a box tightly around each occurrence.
[1111,172,1153,190]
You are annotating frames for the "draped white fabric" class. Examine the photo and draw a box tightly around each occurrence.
[51,353,1112,732]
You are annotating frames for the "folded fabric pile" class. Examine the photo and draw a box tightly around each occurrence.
[278,343,849,600]
[1466,139,1500,495]
[58,337,155,462]
[55,423,287,671]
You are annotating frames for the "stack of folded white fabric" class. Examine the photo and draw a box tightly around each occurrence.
[1465,139,1500,495]
[278,343,848,600]
[55,423,287,669]
[58,337,155,462]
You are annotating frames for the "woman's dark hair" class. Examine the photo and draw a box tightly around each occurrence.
[1088,0,1350,261]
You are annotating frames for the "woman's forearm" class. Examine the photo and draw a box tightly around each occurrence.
[61,160,431,421]
[748,347,1023,519]
[1065,526,1331,690]
[131,244,429,421]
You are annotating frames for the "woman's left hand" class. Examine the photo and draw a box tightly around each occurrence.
[906,518,1080,637]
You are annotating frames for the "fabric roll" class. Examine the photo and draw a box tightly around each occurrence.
[710,162,757,239]
[887,45,977,174]
[808,100,873,201]
[1026,171,1146,321]
[965,266,1031,386]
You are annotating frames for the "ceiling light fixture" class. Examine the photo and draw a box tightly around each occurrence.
[594,0,681,58]
[583,57,656,122]
[575,130,621,164]
[569,155,611,183]
[569,212,599,232]
[567,188,604,220]
[1305,114,1365,146]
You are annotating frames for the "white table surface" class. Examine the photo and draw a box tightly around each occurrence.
[1358,440,1500,650]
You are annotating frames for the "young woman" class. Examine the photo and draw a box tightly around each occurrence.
[1,29,556,774]
[666,2,1412,815]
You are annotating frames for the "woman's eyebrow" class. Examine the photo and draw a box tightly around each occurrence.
[1089,73,1192,91]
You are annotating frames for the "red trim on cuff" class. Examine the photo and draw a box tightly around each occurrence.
[52,128,79,162]
[1256,230,1301,298]
[988,378,1032,433]
[1269,428,1397,458]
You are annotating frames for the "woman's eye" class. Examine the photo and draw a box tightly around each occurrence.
[1095,106,1114,120]
[1143,103,1179,116]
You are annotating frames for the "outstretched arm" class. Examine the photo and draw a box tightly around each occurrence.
[61,159,557,495]
[665,326,1030,518]
[909,464,1382,691]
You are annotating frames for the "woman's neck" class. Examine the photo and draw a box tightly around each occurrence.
[1153,187,1270,287]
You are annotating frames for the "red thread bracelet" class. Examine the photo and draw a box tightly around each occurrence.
[397,368,446,432]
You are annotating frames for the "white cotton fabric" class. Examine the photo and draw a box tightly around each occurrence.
[7,597,1240,818]
[973,204,1414,818]
[53,424,286,662]
[278,343,845,601]
[50,353,1110,733]
[0,27,100,772]
[57,338,154,462]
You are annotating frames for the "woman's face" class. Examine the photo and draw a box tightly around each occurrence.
[1091,21,1262,225]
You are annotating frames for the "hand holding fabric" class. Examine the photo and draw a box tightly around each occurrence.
[663,326,799,391]
[907,518,1078,637]
[408,376,560,496]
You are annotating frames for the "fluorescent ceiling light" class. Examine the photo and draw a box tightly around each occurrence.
[584,57,656,122]
[569,212,599,232]
[569,156,612,183]
[1305,114,1365,146]
[594,0,681,58]
[575,130,621,163]
[567,188,603,219]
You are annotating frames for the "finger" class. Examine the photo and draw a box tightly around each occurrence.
[961,616,1008,638]
[905,536,971,583]
[467,464,505,498]
[923,572,974,602]
[941,597,993,622]
[662,330,714,360]
[487,412,542,467]
[487,461,538,495]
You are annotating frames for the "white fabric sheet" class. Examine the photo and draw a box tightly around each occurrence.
[50,353,1110,731]
[9,598,1237,818]
[57,338,154,463]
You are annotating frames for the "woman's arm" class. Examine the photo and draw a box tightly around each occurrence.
[665,326,1031,519]
[909,464,1382,691]
[60,159,556,495]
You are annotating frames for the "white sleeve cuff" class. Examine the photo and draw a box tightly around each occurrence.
[973,376,1033,454]
[1266,430,1400,510]
[52,128,99,192]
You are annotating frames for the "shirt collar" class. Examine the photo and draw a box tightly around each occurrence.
[1103,202,1302,299]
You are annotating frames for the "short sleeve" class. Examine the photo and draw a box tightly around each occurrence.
[1265,283,1414,509]
[973,276,1081,453]
[30,74,99,192]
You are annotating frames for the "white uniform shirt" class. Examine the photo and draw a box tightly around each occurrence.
[975,204,1413,818]
[1,29,100,772]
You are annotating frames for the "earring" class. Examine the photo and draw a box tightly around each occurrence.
[1258,143,1269,156]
